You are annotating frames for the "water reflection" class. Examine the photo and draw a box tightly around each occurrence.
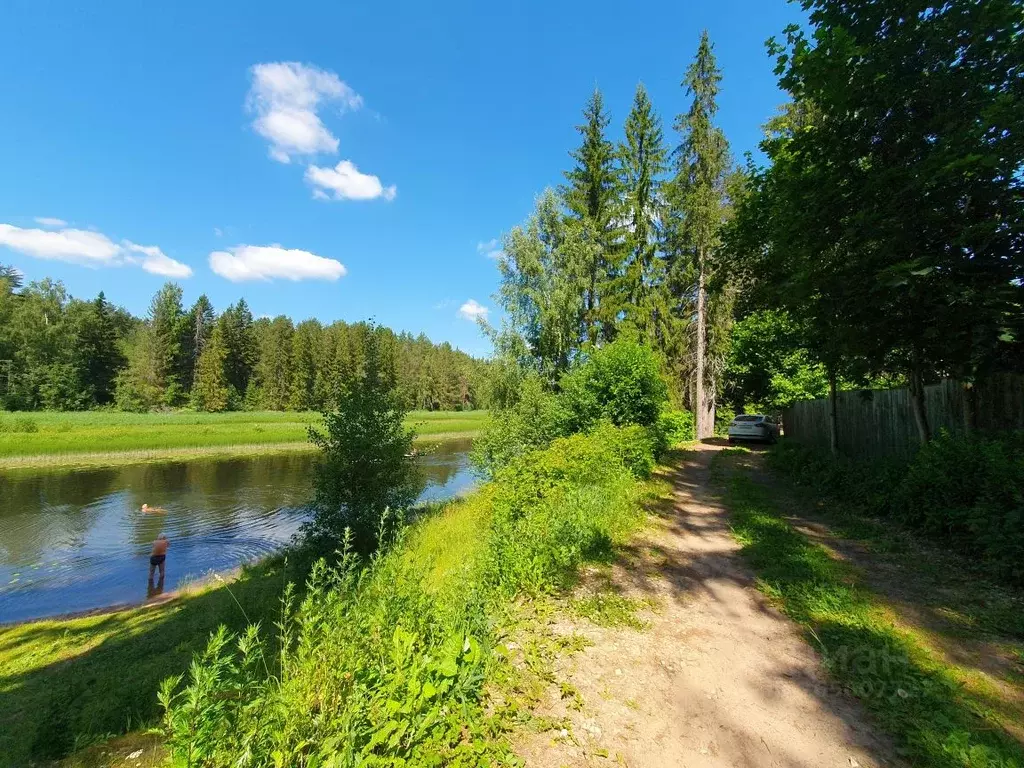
[0,439,474,623]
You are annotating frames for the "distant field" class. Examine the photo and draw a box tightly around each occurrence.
[0,410,488,468]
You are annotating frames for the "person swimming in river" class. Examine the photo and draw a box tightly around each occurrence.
[141,503,166,514]
[149,534,169,581]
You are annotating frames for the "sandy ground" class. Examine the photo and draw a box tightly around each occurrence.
[517,442,897,768]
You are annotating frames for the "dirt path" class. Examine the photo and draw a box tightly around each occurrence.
[517,443,896,768]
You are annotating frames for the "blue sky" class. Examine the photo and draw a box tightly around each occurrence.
[0,0,803,357]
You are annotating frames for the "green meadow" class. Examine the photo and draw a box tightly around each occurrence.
[0,410,488,469]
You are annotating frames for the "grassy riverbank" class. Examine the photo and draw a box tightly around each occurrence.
[0,410,487,470]
[0,427,663,767]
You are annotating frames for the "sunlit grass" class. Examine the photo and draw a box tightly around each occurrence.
[0,410,487,467]
[716,449,1024,768]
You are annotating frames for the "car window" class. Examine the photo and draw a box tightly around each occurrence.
[734,415,762,422]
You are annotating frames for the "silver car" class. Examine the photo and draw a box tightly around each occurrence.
[727,414,780,444]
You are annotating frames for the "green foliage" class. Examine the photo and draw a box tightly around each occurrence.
[0,415,38,433]
[308,328,419,554]
[1,274,489,415]
[191,325,230,413]
[770,432,1024,586]
[496,189,594,382]
[561,88,623,344]
[556,338,668,433]
[724,309,830,412]
[730,0,1024,437]
[471,373,564,475]
[891,433,1024,584]
[722,453,1024,768]
[654,408,695,448]
[161,423,657,767]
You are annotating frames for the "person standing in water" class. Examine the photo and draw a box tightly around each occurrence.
[149,534,169,582]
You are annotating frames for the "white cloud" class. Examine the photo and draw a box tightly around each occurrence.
[458,299,489,322]
[0,222,192,277]
[213,227,223,237]
[476,238,504,260]
[247,62,362,164]
[34,216,67,228]
[209,244,346,282]
[305,160,396,202]
[123,241,194,278]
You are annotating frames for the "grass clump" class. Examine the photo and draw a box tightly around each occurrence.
[571,591,648,630]
[718,449,1024,768]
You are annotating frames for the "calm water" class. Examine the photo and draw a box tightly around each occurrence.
[0,440,475,623]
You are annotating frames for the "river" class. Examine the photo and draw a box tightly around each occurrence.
[0,439,475,623]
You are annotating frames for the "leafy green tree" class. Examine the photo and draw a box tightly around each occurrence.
[115,326,165,411]
[761,0,1024,440]
[497,189,594,382]
[556,337,668,433]
[192,323,230,412]
[668,31,732,438]
[148,283,187,405]
[562,89,623,343]
[182,295,215,390]
[307,326,419,554]
[724,310,830,412]
[219,299,258,399]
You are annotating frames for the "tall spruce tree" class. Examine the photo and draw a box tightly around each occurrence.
[561,89,622,343]
[192,323,230,412]
[184,295,215,389]
[671,32,730,438]
[619,83,669,338]
[148,283,187,406]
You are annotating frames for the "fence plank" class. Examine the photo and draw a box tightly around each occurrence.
[781,375,1024,458]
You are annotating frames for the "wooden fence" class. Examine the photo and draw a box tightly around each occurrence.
[781,374,1024,458]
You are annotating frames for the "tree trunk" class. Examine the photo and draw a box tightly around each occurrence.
[695,249,709,439]
[827,367,839,456]
[908,358,932,444]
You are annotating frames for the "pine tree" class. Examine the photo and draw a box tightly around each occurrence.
[74,292,125,405]
[670,32,730,438]
[183,295,215,389]
[147,283,187,405]
[562,89,622,343]
[253,315,294,409]
[289,319,322,411]
[192,323,230,412]
[619,84,669,340]
[219,299,257,398]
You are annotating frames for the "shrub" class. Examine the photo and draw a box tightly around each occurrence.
[307,329,419,555]
[485,426,647,595]
[654,409,695,450]
[890,431,1024,582]
[470,373,565,476]
[770,432,1024,585]
[556,339,668,434]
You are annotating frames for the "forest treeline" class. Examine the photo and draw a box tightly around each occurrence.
[0,273,489,413]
